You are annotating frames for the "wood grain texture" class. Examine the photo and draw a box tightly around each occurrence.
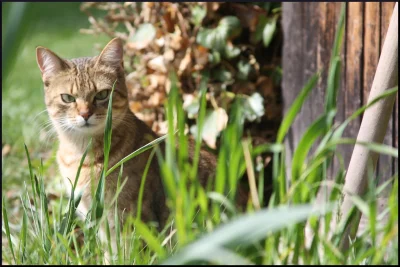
[331,2,347,178]
[282,2,319,181]
[341,2,364,173]
[282,2,397,184]
[363,2,380,105]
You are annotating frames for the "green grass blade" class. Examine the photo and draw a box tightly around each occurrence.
[207,192,237,215]
[332,86,398,140]
[18,198,28,263]
[325,57,341,113]
[133,219,166,258]
[136,149,156,221]
[162,203,334,264]
[324,138,398,158]
[325,2,346,113]
[190,72,209,180]
[276,73,320,143]
[2,196,17,264]
[106,134,169,176]
[103,80,117,170]
[2,2,32,80]
[291,111,336,187]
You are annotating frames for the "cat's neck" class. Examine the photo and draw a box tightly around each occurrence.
[57,128,104,155]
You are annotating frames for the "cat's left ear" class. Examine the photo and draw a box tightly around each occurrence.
[95,38,124,69]
[36,47,69,80]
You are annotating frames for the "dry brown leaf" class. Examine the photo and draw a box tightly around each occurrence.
[135,111,156,127]
[178,48,192,76]
[257,76,275,99]
[216,107,228,132]
[147,92,165,107]
[147,55,167,73]
[231,81,257,95]
[155,37,165,47]
[129,101,143,113]
[163,6,177,33]
[163,49,175,62]
[157,120,169,135]
[168,27,183,51]
[193,45,208,70]
[228,3,266,32]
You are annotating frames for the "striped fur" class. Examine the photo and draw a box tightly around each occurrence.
[36,38,217,262]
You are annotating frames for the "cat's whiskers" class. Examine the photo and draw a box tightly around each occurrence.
[30,109,49,123]
[38,118,63,140]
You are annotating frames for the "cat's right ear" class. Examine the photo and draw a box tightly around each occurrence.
[36,47,68,80]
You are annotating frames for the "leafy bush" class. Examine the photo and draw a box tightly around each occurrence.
[80,2,283,149]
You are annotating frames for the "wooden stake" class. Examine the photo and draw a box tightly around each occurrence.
[338,3,398,251]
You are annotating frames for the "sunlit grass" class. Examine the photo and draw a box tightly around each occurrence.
[2,2,398,265]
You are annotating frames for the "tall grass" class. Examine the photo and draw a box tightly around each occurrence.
[2,3,398,265]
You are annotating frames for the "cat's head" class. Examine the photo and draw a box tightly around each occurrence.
[36,38,128,138]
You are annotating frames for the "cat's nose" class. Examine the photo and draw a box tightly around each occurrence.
[80,111,93,121]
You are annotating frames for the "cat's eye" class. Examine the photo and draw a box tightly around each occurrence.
[95,90,111,101]
[61,94,76,103]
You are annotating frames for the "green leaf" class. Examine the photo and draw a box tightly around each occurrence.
[252,143,284,156]
[191,5,206,27]
[325,57,341,113]
[196,16,241,57]
[325,138,398,158]
[207,192,237,215]
[291,111,336,184]
[162,203,333,265]
[2,2,32,80]
[276,73,319,143]
[2,196,16,264]
[237,59,252,80]
[263,17,277,47]
[325,2,345,113]
[224,43,241,59]
[219,16,242,39]
[254,15,268,43]
[331,86,398,141]
[106,133,169,176]
[208,50,221,65]
[18,208,27,263]
[133,219,166,258]
[212,68,232,82]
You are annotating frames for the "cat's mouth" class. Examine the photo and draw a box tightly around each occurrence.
[73,124,104,136]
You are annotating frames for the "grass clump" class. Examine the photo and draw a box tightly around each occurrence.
[2,2,398,265]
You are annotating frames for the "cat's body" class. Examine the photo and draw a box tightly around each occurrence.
[36,38,216,261]
[58,111,168,226]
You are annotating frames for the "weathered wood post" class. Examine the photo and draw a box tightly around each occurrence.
[282,2,397,188]
[338,2,398,251]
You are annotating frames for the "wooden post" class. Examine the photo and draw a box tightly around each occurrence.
[338,2,398,251]
[282,2,397,188]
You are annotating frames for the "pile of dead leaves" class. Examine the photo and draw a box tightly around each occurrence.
[80,2,282,149]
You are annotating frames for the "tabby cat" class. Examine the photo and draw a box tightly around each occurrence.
[36,38,216,262]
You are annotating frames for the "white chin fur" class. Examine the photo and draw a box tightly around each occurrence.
[57,117,106,136]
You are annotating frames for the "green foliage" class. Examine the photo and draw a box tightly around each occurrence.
[3,69,397,264]
[196,16,242,59]
[2,2,398,265]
